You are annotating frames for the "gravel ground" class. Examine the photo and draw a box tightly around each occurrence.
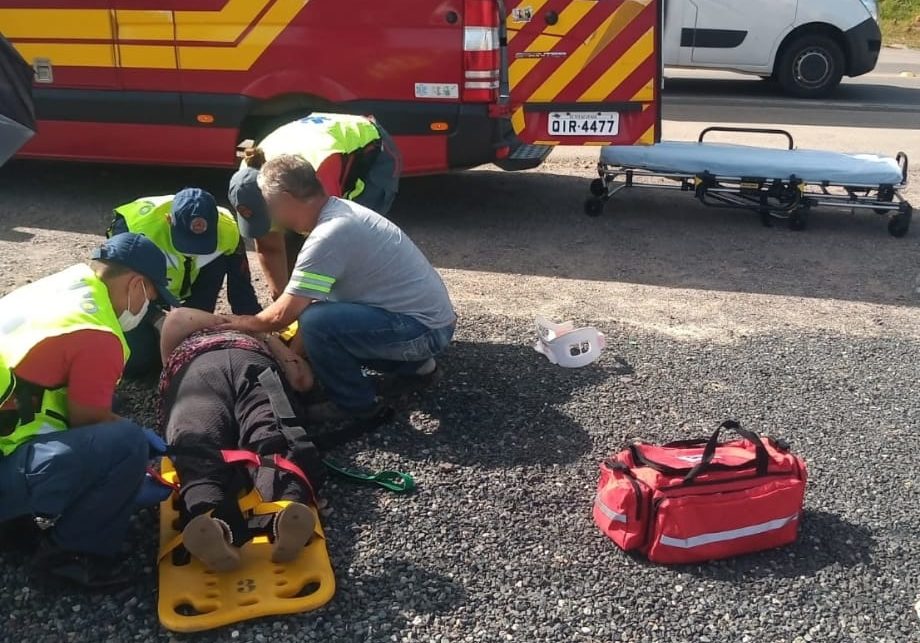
[1,122,919,642]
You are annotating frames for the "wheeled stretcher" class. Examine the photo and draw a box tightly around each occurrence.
[585,127,913,237]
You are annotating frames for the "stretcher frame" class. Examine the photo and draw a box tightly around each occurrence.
[585,127,913,237]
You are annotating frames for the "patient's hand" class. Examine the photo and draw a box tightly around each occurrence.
[264,335,314,393]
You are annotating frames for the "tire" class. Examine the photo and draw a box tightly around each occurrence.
[776,34,845,99]
[589,178,607,197]
[584,197,605,217]
[888,207,912,238]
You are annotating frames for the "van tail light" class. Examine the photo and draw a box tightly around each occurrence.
[463,0,500,102]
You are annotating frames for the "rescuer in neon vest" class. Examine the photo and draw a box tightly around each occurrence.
[227,113,401,300]
[108,187,261,376]
[0,233,178,589]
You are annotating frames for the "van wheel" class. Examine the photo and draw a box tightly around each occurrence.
[776,34,844,99]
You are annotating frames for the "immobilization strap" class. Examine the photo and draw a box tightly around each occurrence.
[322,458,415,494]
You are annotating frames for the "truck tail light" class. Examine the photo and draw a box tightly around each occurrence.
[463,0,500,102]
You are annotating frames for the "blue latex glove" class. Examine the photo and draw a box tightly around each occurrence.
[133,471,174,508]
[143,428,168,457]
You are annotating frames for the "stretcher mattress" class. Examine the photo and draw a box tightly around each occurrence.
[600,141,904,186]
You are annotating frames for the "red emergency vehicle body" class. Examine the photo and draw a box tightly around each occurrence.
[1,0,661,175]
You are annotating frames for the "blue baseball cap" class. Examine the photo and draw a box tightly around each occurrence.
[91,232,180,307]
[170,188,219,255]
[228,166,272,239]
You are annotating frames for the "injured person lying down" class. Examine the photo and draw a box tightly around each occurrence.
[157,307,323,572]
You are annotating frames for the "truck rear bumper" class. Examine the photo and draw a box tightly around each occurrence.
[844,18,882,77]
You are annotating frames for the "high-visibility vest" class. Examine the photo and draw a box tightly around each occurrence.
[0,264,129,455]
[248,113,382,200]
[112,195,241,301]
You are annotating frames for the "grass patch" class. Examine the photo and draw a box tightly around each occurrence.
[880,0,920,47]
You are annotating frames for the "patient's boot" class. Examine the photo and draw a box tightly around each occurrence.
[271,502,316,564]
[182,514,241,573]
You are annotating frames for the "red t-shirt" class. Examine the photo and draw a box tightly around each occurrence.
[11,330,124,410]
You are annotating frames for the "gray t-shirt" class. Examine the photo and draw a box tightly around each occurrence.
[285,197,455,329]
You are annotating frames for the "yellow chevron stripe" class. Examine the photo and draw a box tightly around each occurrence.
[511,106,526,135]
[176,0,308,71]
[527,1,647,103]
[120,45,178,70]
[581,0,649,67]
[116,10,175,41]
[5,0,309,72]
[578,28,654,101]
[632,79,655,103]
[0,10,112,40]
[505,0,552,43]
[176,0,288,42]
[508,34,560,88]
[638,124,656,144]
[12,43,114,68]
[509,0,599,90]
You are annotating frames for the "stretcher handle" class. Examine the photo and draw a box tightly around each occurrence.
[896,152,909,184]
[698,127,794,150]
[683,420,769,484]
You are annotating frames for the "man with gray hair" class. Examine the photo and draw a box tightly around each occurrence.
[216,154,455,422]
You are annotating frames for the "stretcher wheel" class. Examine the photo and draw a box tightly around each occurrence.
[874,186,895,215]
[887,207,912,238]
[589,178,607,197]
[584,197,605,217]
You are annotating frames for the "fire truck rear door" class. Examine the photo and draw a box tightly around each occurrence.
[504,0,661,146]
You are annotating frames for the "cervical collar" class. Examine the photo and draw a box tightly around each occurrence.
[533,316,606,368]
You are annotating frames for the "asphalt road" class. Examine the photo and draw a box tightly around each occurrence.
[663,48,920,129]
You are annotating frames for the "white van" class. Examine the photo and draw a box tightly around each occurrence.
[662,0,883,98]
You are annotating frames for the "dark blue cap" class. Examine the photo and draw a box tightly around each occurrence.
[91,232,180,307]
[170,188,219,255]
[228,167,271,239]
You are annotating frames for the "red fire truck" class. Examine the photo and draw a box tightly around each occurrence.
[0,0,661,175]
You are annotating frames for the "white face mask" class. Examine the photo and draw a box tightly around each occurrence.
[118,280,150,332]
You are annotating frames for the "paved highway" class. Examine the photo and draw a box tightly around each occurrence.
[664,48,920,129]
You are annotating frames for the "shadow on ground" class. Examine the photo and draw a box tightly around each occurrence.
[3,160,918,306]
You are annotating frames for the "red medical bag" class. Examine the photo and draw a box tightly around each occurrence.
[593,421,807,564]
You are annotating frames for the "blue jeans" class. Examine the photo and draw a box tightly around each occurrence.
[0,420,148,557]
[298,303,455,410]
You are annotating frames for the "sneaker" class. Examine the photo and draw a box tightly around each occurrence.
[32,538,133,590]
[305,399,385,423]
[378,362,444,398]
[182,514,241,573]
[271,502,316,564]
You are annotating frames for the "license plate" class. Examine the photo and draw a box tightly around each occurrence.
[548,111,619,137]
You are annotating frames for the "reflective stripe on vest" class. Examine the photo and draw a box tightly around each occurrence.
[658,513,799,549]
[113,196,240,301]
[249,113,381,200]
[0,264,129,455]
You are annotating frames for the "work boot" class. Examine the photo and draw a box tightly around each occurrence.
[32,537,133,590]
[305,398,385,424]
[270,502,316,564]
[378,360,444,399]
[182,514,241,573]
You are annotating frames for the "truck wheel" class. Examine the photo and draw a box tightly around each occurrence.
[776,34,844,99]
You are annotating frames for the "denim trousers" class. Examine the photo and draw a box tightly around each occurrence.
[298,302,455,410]
[0,420,148,557]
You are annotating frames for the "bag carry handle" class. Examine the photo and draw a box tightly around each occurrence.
[683,420,769,484]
